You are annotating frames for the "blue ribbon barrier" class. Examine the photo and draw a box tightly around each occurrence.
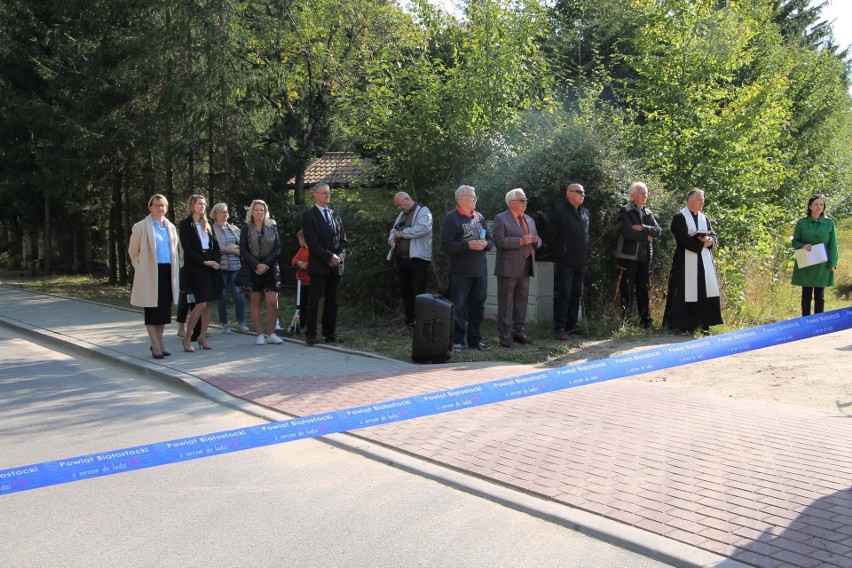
[2,308,850,495]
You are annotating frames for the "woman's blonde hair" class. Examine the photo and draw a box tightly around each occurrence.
[148,194,168,208]
[186,194,209,234]
[245,199,271,226]
[210,202,229,223]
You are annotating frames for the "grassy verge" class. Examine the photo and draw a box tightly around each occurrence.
[0,271,133,308]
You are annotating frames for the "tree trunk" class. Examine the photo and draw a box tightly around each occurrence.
[108,168,122,285]
[42,190,51,276]
[117,165,128,286]
[208,116,215,202]
[219,4,231,201]
[294,170,305,205]
[166,152,175,223]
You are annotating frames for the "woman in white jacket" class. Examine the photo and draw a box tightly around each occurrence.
[128,194,179,358]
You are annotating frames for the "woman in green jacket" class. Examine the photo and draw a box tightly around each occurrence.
[791,194,839,316]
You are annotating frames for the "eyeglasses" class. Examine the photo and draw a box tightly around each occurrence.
[462,194,478,200]
[512,198,528,203]
[569,190,585,195]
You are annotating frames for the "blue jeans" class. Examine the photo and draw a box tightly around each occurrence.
[449,275,487,346]
[554,264,585,331]
[218,270,246,325]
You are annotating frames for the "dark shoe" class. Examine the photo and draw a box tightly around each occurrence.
[162,350,171,357]
[512,333,532,344]
[150,347,164,360]
[305,336,318,346]
[470,341,491,351]
[554,328,568,341]
[499,338,513,348]
[324,335,343,343]
[566,327,586,336]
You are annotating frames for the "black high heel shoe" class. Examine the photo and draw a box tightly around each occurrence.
[150,347,165,360]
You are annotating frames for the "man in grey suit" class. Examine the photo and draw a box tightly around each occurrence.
[492,188,542,348]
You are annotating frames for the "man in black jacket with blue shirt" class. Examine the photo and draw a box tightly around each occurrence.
[302,183,347,346]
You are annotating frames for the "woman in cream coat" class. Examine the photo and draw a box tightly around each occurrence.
[129,194,180,358]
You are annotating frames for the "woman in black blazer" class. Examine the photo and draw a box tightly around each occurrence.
[177,194,222,352]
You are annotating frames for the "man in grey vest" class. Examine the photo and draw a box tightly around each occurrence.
[387,192,433,327]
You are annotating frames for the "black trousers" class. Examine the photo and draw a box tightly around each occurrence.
[618,259,652,326]
[801,286,825,316]
[396,257,430,324]
[305,272,340,339]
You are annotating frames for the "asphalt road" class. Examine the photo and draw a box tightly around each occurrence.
[0,327,669,567]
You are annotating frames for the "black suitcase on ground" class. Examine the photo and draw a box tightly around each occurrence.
[412,294,454,363]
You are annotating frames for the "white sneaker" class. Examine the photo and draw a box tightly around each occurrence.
[237,323,250,332]
[222,324,231,334]
[275,319,283,331]
[267,333,284,344]
[256,334,267,345]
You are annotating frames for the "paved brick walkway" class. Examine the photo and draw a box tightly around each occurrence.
[2,286,850,568]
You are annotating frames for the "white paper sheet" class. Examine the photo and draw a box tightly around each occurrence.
[794,242,828,268]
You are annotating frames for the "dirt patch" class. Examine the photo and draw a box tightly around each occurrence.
[546,328,852,416]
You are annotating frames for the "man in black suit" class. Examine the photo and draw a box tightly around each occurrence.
[302,183,348,345]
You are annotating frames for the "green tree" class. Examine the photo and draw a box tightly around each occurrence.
[242,0,403,205]
[342,0,553,200]
[623,0,797,246]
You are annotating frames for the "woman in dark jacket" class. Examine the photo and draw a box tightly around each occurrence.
[178,194,222,352]
[240,199,283,345]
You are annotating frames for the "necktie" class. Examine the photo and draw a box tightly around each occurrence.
[323,208,332,229]
[518,215,531,259]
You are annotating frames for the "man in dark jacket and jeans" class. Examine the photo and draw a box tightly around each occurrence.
[546,183,590,340]
[441,185,493,352]
[614,182,661,328]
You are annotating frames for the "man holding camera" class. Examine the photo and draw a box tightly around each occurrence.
[388,192,433,327]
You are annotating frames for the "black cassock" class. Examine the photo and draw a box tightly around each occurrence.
[662,212,723,332]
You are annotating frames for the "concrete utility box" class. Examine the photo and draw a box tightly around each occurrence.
[484,250,554,323]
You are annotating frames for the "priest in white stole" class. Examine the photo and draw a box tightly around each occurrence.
[662,189,723,334]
